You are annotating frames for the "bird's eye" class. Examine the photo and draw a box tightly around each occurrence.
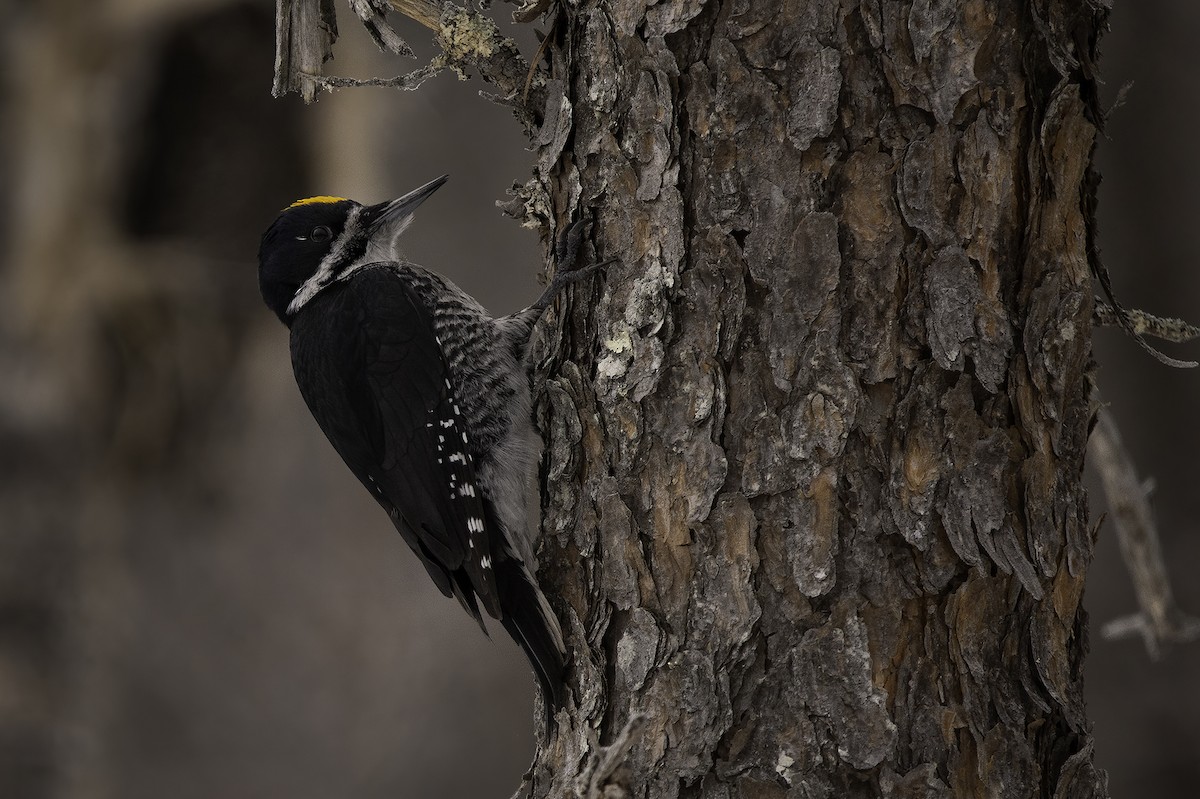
[310,225,333,242]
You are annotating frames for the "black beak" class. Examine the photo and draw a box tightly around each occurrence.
[367,175,448,232]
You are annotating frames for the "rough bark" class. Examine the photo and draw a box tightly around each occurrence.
[529,1,1110,796]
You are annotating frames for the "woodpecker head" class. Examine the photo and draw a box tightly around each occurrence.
[258,175,448,325]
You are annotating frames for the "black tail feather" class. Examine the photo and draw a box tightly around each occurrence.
[494,557,565,724]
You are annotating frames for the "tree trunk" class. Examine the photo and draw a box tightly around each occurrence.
[531,1,1109,796]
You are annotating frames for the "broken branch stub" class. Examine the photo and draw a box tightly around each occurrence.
[273,0,338,103]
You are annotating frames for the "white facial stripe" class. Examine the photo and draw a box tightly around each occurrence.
[287,205,365,315]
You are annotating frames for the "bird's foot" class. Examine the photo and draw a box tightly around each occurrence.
[555,219,587,271]
[532,220,616,310]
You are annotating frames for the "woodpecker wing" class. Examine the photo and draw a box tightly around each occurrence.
[289,266,502,620]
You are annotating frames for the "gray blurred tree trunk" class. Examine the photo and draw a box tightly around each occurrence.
[528,1,1110,796]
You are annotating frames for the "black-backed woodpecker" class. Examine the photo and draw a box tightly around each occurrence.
[257,176,588,716]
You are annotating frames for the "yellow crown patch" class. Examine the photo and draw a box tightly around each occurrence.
[287,195,349,209]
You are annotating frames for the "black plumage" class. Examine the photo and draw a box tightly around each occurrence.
[256,178,592,717]
[289,270,501,620]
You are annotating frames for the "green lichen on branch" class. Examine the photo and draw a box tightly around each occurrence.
[437,4,498,68]
[425,3,544,125]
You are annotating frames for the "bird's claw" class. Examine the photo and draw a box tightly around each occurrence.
[554,219,587,273]
[532,220,616,311]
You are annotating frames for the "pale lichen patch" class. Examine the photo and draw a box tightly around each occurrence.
[435,6,501,78]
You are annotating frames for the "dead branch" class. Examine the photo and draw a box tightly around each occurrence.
[1089,406,1200,658]
[1093,298,1200,344]
[274,0,545,127]
[273,0,338,103]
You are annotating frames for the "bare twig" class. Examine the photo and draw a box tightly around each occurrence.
[303,63,443,92]
[348,0,414,57]
[1089,406,1200,658]
[1091,259,1198,367]
[388,0,443,29]
[1093,298,1200,344]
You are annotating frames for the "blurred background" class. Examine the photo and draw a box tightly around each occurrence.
[0,1,1196,797]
